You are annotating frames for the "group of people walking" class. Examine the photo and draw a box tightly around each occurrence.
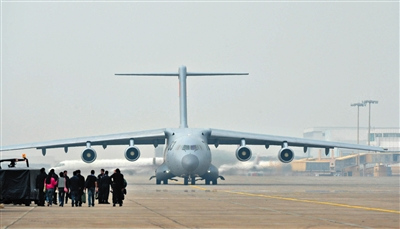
[36,168,126,207]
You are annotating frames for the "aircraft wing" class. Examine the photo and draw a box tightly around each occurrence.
[208,129,384,152]
[0,129,167,152]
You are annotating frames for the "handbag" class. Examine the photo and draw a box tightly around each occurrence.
[81,192,86,203]
[64,187,68,193]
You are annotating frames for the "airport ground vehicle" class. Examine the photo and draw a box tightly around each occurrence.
[0,155,39,206]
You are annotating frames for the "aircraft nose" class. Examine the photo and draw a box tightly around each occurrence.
[181,154,199,172]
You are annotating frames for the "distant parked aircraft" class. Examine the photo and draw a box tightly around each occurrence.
[51,157,163,175]
[219,155,281,175]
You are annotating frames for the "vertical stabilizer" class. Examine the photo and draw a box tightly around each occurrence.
[178,66,188,128]
[116,65,248,128]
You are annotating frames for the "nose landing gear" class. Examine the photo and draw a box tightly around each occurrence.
[183,176,196,185]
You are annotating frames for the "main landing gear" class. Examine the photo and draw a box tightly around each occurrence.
[150,175,225,185]
[156,179,168,185]
[204,175,225,185]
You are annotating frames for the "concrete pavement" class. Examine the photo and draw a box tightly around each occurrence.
[1,175,399,228]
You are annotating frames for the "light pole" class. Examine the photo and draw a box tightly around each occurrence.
[362,100,378,145]
[351,102,365,144]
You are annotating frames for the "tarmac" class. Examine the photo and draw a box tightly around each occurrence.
[1,175,399,228]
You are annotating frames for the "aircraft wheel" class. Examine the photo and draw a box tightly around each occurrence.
[163,179,168,185]
[184,177,188,185]
[212,179,217,185]
[156,179,161,185]
[205,179,210,185]
[191,178,195,185]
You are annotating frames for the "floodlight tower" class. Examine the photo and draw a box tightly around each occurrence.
[362,100,378,145]
[351,102,365,144]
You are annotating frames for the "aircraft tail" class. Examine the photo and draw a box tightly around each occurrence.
[116,65,248,128]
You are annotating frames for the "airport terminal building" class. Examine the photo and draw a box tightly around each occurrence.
[294,127,400,176]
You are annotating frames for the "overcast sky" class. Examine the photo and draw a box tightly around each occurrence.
[1,1,398,164]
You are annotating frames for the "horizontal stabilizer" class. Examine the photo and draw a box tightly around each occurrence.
[115,73,178,76]
[187,72,248,76]
[115,72,248,76]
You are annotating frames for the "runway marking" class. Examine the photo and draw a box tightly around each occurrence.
[190,185,400,214]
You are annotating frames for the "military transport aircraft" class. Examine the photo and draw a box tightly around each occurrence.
[0,66,384,185]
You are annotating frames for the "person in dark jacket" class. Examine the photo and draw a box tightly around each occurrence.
[35,168,47,206]
[63,170,70,204]
[101,171,111,204]
[110,168,124,207]
[97,169,105,204]
[85,170,97,207]
[76,170,85,207]
[69,171,80,207]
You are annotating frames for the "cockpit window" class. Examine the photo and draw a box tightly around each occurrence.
[168,141,176,151]
[203,141,210,150]
[176,145,203,151]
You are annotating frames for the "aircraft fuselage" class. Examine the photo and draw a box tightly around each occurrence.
[154,128,218,184]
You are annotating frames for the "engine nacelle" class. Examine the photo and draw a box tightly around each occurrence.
[125,146,141,161]
[81,148,97,163]
[236,146,252,162]
[278,147,294,163]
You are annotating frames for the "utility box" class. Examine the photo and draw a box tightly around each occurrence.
[0,169,40,206]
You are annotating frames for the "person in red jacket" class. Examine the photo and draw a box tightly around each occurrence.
[44,169,58,207]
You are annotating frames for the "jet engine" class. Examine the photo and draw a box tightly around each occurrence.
[278,147,294,163]
[81,148,97,163]
[124,146,141,161]
[236,146,252,162]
